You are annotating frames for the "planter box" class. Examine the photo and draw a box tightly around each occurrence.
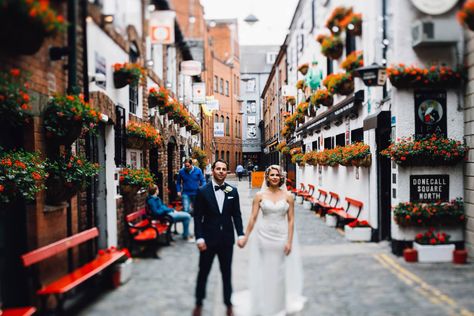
[325,215,337,227]
[295,196,303,204]
[344,226,372,242]
[413,242,455,263]
[303,200,312,210]
[395,226,464,242]
[112,258,133,288]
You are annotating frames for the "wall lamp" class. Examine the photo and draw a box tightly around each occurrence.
[101,14,114,26]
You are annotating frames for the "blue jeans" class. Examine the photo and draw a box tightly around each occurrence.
[168,211,191,238]
[182,194,196,214]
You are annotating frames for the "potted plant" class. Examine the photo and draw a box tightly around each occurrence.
[119,167,155,197]
[457,0,474,31]
[325,6,352,34]
[323,73,354,95]
[344,219,372,241]
[43,94,101,148]
[191,146,207,171]
[380,134,468,166]
[298,63,309,75]
[341,51,363,73]
[126,121,162,150]
[0,68,32,127]
[286,96,296,106]
[310,89,333,107]
[340,12,362,36]
[45,152,99,205]
[148,86,170,114]
[393,198,465,227]
[340,142,371,167]
[387,64,462,89]
[0,0,65,55]
[413,228,454,263]
[0,149,47,205]
[317,34,344,60]
[113,63,144,88]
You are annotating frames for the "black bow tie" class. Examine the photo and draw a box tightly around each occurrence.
[214,184,226,191]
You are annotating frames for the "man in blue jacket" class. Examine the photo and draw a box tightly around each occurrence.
[146,185,193,241]
[176,159,205,215]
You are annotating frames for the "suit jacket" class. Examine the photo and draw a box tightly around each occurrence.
[194,182,244,246]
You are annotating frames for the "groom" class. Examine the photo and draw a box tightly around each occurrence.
[192,159,245,316]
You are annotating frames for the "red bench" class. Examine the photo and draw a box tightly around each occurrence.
[126,208,172,253]
[21,228,126,314]
[303,184,316,201]
[3,307,36,316]
[312,190,342,215]
[286,179,296,192]
[328,197,363,227]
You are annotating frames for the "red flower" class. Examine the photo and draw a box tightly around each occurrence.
[10,69,20,77]
[430,238,437,245]
[32,172,42,180]
[415,233,423,239]
[0,184,4,192]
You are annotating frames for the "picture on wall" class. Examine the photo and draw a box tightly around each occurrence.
[414,90,447,139]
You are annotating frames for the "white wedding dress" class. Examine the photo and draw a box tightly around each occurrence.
[233,198,306,316]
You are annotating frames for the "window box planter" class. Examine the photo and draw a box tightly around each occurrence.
[344,225,372,241]
[413,242,455,263]
[126,135,146,150]
[326,214,337,227]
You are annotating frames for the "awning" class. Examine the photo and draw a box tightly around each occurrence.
[296,90,364,136]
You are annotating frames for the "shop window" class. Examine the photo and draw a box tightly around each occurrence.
[312,140,318,151]
[129,42,139,115]
[327,58,333,75]
[336,133,345,147]
[351,128,363,143]
[324,136,334,150]
[226,117,230,136]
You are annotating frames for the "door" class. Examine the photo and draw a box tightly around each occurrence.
[149,147,163,200]
[96,126,107,249]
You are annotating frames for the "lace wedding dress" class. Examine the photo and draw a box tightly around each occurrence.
[233,198,306,316]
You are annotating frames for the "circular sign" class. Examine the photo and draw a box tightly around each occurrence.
[410,0,458,15]
[418,99,443,125]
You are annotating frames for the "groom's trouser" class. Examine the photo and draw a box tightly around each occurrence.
[196,243,233,306]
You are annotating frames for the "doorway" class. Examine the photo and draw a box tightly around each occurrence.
[167,138,177,202]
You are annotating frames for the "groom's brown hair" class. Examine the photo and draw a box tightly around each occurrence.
[212,159,229,170]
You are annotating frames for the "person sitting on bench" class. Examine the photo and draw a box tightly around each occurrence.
[146,185,194,242]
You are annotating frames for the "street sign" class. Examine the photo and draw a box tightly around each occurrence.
[410,175,449,202]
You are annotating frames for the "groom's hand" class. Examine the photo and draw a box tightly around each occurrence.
[197,241,207,252]
[237,237,247,248]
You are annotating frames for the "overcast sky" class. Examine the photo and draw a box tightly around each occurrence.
[200,0,299,45]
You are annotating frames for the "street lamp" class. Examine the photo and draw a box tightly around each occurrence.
[354,63,387,87]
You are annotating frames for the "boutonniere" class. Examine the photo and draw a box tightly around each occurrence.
[223,186,233,193]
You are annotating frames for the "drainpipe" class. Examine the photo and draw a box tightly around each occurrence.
[382,0,387,99]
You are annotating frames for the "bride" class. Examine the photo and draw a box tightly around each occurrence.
[236,165,306,316]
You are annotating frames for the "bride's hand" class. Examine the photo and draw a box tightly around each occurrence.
[284,242,292,256]
[237,236,247,248]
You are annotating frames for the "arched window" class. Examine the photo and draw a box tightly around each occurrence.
[226,117,230,136]
[220,115,224,123]
[221,150,225,160]
[226,151,230,165]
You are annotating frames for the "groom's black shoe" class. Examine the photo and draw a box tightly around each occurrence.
[226,306,234,316]
[192,305,202,316]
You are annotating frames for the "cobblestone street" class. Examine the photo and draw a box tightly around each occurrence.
[76,178,474,316]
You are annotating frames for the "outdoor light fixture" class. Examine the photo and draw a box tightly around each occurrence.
[189,15,196,24]
[354,63,387,87]
[323,124,331,130]
[101,14,114,25]
[145,59,154,68]
[208,20,216,27]
[331,26,340,33]
[165,81,172,89]
[148,4,156,12]
[244,14,259,25]
[347,23,355,30]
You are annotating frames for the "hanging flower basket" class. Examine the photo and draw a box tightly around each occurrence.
[457,0,474,31]
[148,87,169,114]
[0,68,33,127]
[387,64,463,89]
[120,184,140,197]
[323,73,354,95]
[318,34,344,59]
[126,121,162,149]
[298,63,309,75]
[126,135,146,150]
[310,89,333,107]
[113,63,144,89]
[286,96,296,105]
[341,51,363,73]
[45,175,80,205]
[340,13,362,36]
[325,6,353,34]
[119,168,155,192]
[0,1,65,56]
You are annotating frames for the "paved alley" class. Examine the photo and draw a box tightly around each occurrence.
[76,178,474,316]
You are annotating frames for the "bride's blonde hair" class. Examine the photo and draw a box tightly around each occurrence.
[264,165,285,187]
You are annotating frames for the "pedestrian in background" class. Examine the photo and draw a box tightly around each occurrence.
[205,159,212,183]
[176,158,205,215]
[236,163,244,181]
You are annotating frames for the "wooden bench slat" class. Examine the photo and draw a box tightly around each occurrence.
[346,197,363,208]
[22,228,99,267]
[37,250,125,295]
[3,307,37,316]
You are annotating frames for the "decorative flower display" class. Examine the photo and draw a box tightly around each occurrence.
[286,96,296,105]
[148,86,170,114]
[325,6,353,34]
[296,79,305,91]
[323,73,354,95]
[289,147,302,156]
[457,0,474,31]
[310,89,333,107]
[43,94,101,145]
[191,146,207,171]
[281,146,291,155]
[0,68,32,126]
[298,63,309,75]
[393,198,465,227]
[119,167,155,189]
[387,64,462,89]
[347,219,371,228]
[415,228,451,245]
[276,141,287,152]
[113,63,144,88]
[317,34,344,59]
[341,50,363,72]
[380,135,467,166]
[340,142,371,167]
[0,149,47,204]
[126,121,162,148]
[340,12,362,36]
[296,102,309,117]
[291,153,304,165]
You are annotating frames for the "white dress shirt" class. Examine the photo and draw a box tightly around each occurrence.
[212,179,225,213]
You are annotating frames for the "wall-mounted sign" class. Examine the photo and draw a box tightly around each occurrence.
[214,122,224,137]
[410,175,449,202]
[192,82,205,103]
[149,10,175,44]
[410,0,457,15]
[414,90,447,139]
[247,116,256,124]
[206,97,219,111]
[181,60,202,76]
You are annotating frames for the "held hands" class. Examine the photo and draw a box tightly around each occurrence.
[197,241,207,252]
[284,242,292,256]
[237,236,248,248]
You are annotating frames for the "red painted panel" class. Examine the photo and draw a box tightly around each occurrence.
[3,307,36,316]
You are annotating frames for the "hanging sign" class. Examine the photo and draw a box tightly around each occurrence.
[149,11,176,44]
[206,97,220,111]
[181,61,202,76]
[410,175,449,202]
[192,82,206,103]
[414,90,447,139]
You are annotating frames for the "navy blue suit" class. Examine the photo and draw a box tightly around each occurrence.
[194,181,244,306]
